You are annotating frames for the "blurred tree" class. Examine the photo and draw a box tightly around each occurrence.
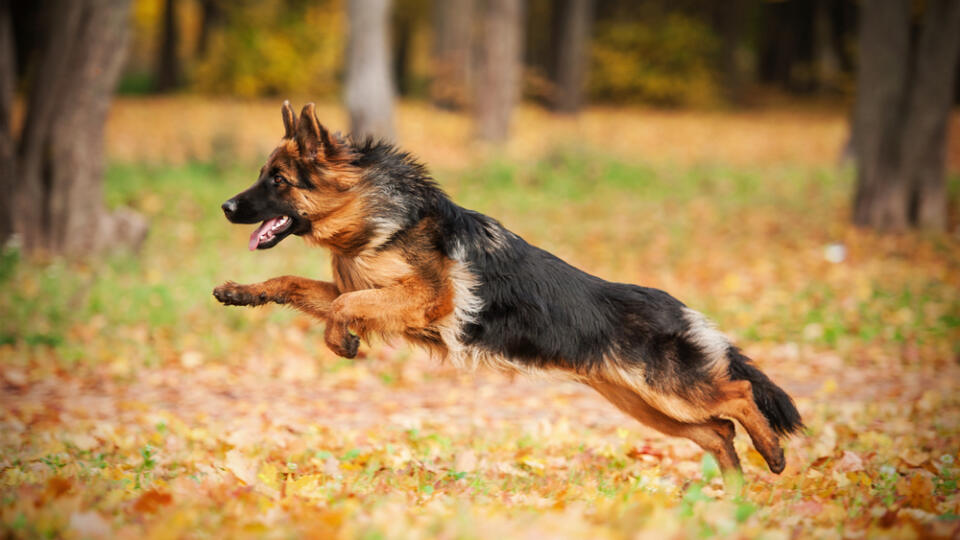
[852,0,960,231]
[550,0,593,112]
[154,0,181,91]
[475,0,524,141]
[196,0,224,58]
[191,2,344,98]
[710,0,750,104]
[0,0,147,256]
[392,0,429,97]
[345,0,395,140]
[431,0,475,109]
[812,0,840,92]
[589,14,718,107]
[759,0,815,93]
[0,0,12,244]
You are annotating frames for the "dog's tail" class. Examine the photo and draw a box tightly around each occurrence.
[726,347,803,436]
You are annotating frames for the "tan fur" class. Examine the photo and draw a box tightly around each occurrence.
[710,379,785,473]
[590,379,741,474]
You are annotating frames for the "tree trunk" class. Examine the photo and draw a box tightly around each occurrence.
[15,0,83,252]
[9,0,147,256]
[196,0,223,58]
[345,0,395,140]
[813,0,840,91]
[393,8,412,97]
[431,0,475,110]
[852,0,960,232]
[759,0,816,93]
[0,0,15,246]
[154,0,180,92]
[712,0,748,105]
[900,0,960,229]
[474,0,524,141]
[851,0,911,230]
[551,0,592,113]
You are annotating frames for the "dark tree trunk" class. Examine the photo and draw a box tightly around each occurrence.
[550,0,592,113]
[0,0,15,246]
[345,0,395,140]
[813,0,840,91]
[852,0,911,229]
[474,0,524,141]
[5,0,147,256]
[196,0,223,58]
[712,0,748,105]
[154,0,180,92]
[431,0,475,110]
[852,0,960,231]
[900,0,960,229]
[392,6,413,97]
[759,0,816,92]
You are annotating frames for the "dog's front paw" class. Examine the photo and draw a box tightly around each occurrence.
[213,281,266,306]
[325,331,360,359]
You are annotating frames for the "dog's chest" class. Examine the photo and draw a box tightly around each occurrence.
[331,251,411,293]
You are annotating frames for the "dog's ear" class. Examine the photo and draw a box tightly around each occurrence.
[296,103,345,160]
[281,100,297,139]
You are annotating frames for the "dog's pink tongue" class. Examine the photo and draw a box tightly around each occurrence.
[248,217,280,251]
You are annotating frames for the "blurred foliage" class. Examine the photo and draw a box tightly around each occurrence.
[122,0,731,105]
[126,0,346,98]
[192,1,345,98]
[119,0,861,105]
[589,14,720,107]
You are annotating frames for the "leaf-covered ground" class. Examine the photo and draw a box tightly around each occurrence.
[1,100,959,538]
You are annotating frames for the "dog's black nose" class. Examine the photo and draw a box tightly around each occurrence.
[221,199,238,217]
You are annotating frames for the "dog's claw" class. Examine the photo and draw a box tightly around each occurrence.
[340,333,360,359]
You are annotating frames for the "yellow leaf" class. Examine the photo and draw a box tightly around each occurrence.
[520,457,545,476]
[287,474,323,499]
[745,448,767,469]
[258,463,281,491]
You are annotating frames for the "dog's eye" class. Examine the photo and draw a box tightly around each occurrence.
[273,175,285,186]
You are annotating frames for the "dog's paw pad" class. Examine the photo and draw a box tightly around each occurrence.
[213,283,254,306]
[330,333,360,359]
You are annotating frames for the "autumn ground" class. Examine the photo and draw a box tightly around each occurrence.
[1,98,960,539]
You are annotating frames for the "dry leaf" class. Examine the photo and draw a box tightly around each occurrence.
[132,489,173,513]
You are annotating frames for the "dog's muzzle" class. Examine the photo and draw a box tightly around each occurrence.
[221,199,239,220]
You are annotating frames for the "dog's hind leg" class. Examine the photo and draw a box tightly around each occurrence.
[589,380,741,476]
[709,379,785,474]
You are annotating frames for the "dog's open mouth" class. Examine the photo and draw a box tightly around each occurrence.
[249,215,294,250]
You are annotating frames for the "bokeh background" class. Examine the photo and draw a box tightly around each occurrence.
[1,0,959,538]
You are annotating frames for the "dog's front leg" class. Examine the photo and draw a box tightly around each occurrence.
[213,276,340,321]
[324,285,431,359]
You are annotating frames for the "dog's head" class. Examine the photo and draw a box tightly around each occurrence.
[221,101,359,250]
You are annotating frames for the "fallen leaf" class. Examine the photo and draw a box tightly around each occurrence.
[69,511,111,539]
[133,489,172,513]
[627,445,664,460]
[225,450,257,485]
[455,450,477,473]
[837,450,864,472]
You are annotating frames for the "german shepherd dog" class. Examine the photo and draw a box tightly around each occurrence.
[214,102,802,480]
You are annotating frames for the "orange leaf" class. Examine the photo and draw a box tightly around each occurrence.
[133,489,172,514]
